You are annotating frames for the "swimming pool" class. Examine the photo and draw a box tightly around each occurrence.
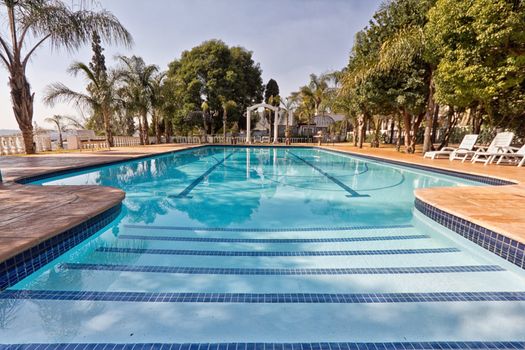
[1,146,524,348]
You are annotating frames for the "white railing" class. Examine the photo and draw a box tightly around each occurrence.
[0,135,25,155]
[113,136,141,147]
[0,134,52,155]
[80,138,109,150]
[173,136,202,144]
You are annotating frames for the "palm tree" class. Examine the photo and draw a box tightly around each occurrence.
[117,56,158,145]
[300,74,330,117]
[0,0,132,154]
[44,62,121,146]
[44,114,82,149]
[150,71,166,143]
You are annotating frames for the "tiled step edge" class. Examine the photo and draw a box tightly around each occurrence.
[0,203,122,290]
[414,198,524,269]
[0,342,524,350]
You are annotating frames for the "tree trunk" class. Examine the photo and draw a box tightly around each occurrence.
[396,116,402,151]
[223,111,227,142]
[102,109,114,147]
[9,65,36,154]
[431,104,440,145]
[422,73,435,154]
[138,117,144,145]
[164,117,172,143]
[154,112,161,144]
[438,106,457,149]
[389,118,395,144]
[357,115,365,148]
[58,131,64,149]
[402,110,412,152]
[142,112,149,145]
[409,113,424,154]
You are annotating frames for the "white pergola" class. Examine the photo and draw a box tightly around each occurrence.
[246,103,280,144]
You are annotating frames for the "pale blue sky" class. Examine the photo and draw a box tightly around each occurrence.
[0,0,382,130]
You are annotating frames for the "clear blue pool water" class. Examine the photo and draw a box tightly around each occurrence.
[1,146,524,344]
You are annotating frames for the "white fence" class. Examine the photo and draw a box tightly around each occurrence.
[113,136,141,147]
[0,134,52,155]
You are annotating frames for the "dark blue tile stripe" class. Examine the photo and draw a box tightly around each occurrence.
[415,199,525,270]
[117,234,430,243]
[169,151,237,198]
[60,263,505,275]
[0,204,122,291]
[1,342,524,350]
[122,224,414,232]
[2,290,524,304]
[288,152,369,198]
[95,247,460,256]
[1,343,525,350]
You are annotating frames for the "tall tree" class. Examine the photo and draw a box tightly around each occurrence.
[426,0,525,134]
[117,55,159,145]
[264,79,280,105]
[166,40,263,135]
[0,0,132,153]
[85,31,108,133]
[44,62,122,146]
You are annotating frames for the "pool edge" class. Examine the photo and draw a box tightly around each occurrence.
[414,198,524,269]
[0,203,122,290]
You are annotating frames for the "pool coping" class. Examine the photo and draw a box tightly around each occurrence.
[1,144,523,291]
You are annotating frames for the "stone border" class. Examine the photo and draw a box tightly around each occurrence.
[0,204,122,290]
[415,198,524,269]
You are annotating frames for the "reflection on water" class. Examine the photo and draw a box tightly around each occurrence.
[37,147,482,228]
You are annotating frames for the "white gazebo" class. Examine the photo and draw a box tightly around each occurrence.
[246,103,280,144]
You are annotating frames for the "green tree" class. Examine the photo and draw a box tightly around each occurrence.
[426,0,525,134]
[0,0,132,153]
[264,79,280,105]
[166,39,263,135]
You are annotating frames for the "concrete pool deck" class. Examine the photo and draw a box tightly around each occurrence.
[0,142,524,265]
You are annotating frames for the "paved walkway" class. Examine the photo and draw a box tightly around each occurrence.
[0,143,523,264]
[322,144,525,243]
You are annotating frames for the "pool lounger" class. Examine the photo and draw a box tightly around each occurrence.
[423,134,478,160]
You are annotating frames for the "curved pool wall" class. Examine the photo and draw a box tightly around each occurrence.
[0,146,524,345]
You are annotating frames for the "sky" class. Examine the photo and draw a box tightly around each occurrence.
[0,0,382,131]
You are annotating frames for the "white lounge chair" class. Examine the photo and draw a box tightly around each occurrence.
[469,132,515,165]
[495,144,525,167]
[423,134,478,160]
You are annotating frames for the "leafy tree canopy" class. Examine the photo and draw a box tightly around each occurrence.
[166,39,263,134]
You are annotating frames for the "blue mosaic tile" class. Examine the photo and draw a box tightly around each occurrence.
[95,247,460,256]
[60,263,504,275]
[0,204,122,291]
[117,234,430,243]
[122,224,414,232]
[288,152,369,198]
[415,198,525,270]
[170,151,237,198]
[1,290,524,304]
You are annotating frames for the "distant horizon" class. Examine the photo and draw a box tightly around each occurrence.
[0,0,382,131]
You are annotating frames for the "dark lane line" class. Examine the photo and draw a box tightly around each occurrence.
[169,151,236,198]
[288,152,369,198]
